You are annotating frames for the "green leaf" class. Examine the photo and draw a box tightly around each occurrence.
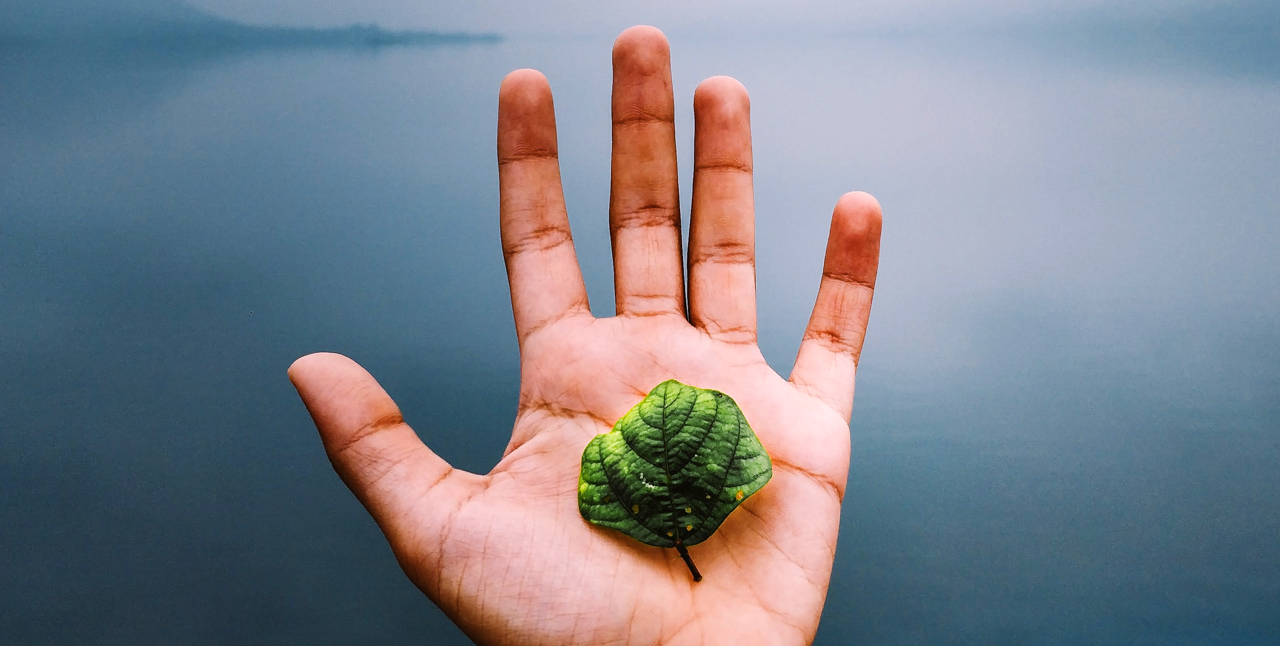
[577,379,773,581]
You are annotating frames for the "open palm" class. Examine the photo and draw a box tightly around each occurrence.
[289,26,881,646]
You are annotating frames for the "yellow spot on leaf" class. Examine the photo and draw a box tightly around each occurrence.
[632,505,639,514]
[686,524,693,531]
[666,531,673,537]
[685,507,692,513]
[736,490,744,500]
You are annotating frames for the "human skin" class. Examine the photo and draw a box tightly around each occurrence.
[289,25,882,646]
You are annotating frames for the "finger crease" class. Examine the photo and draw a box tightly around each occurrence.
[690,240,754,266]
[497,150,557,167]
[502,224,574,258]
[697,323,756,345]
[773,458,846,502]
[612,204,679,230]
[822,270,876,292]
[617,296,684,317]
[516,398,613,427]
[329,410,405,460]
[519,301,591,341]
[801,327,864,358]
[612,112,675,127]
[694,161,752,174]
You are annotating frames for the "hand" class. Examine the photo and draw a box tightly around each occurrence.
[289,26,881,646]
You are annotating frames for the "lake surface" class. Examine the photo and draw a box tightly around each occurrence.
[2,32,1278,645]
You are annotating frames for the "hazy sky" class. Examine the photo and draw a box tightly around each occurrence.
[2,0,1258,38]
[188,0,1216,34]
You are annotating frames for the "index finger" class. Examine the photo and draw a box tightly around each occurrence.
[497,69,592,346]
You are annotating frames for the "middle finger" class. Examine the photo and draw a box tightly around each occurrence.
[609,26,685,318]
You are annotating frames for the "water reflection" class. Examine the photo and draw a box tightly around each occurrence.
[1,27,1277,645]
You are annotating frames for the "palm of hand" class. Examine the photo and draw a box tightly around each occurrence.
[290,26,881,646]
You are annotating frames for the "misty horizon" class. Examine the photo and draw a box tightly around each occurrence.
[0,0,499,47]
[4,0,1279,41]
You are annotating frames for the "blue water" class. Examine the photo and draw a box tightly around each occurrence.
[2,32,1278,644]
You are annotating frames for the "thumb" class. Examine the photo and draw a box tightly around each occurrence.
[289,352,479,557]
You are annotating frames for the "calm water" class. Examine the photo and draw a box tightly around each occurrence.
[2,33,1278,645]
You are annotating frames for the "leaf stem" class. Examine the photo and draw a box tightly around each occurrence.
[676,544,702,582]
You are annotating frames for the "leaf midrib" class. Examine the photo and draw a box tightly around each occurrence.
[657,384,677,542]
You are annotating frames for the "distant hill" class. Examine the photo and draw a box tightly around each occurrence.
[0,0,499,48]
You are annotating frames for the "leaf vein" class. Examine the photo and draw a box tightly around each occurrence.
[594,438,666,545]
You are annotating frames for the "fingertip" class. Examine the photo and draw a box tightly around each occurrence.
[288,352,350,388]
[836,190,882,219]
[833,191,883,242]
[824,192,882,288]
[499,68,553,113]
[694,75,750,116]
[611,26,674,125]
[613,25,670,72]
[500,68,549,91]
[701,76,747,105]
[692,76,752,171]
[498,69,557,162]
[286,352,377,405]
[287,354,311,385]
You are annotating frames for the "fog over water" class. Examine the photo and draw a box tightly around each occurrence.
[1,5,1278,644]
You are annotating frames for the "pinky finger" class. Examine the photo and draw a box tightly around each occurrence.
[790,192,882,422]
